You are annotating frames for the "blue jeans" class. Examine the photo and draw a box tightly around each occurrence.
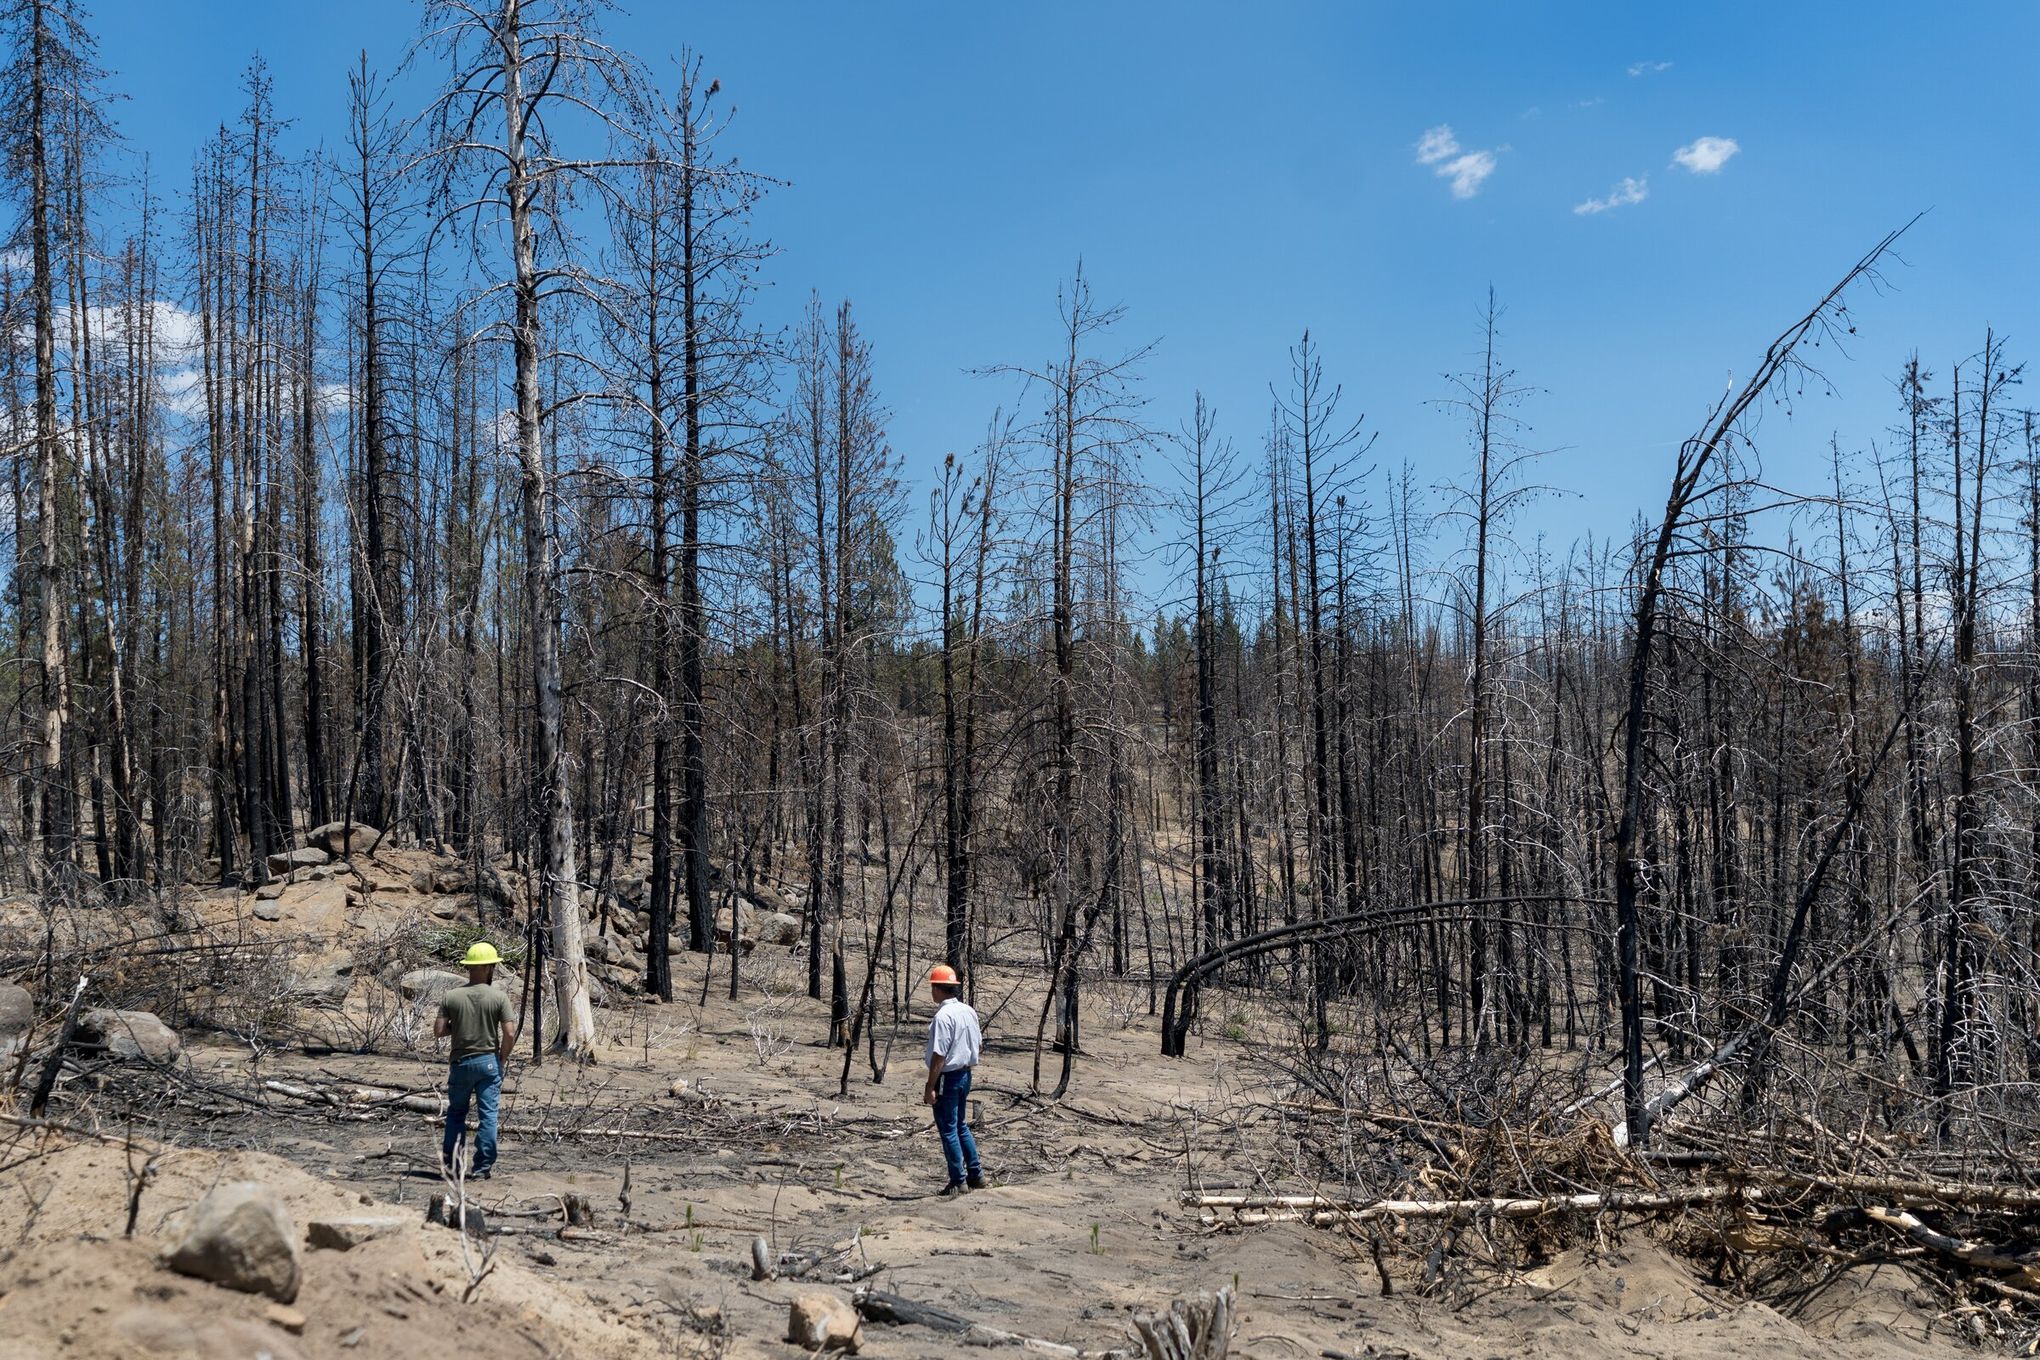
[443,1053,501,1177]
[933,1067,979,1186]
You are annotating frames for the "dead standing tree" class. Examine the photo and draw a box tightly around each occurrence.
[988,266,1153,1098]
[416,0,655,1059]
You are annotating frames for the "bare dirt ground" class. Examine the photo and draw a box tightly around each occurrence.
[0,859,1982,1359]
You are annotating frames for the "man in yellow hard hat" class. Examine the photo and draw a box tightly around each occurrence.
[434,941,518,1180]
[922,964,984,1197]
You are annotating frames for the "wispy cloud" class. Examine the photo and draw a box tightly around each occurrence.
[1415,125,1460,166]
[1672,136,1740,174]
[1414,124,1501,200]
[1574,176,1649,215]
[1627,60,1673,77]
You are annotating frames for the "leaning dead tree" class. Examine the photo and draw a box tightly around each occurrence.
[1610,219,1914,1144]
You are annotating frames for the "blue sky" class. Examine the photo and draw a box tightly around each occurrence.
[89,1,2040,601]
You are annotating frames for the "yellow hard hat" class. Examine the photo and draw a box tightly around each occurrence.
[460,941,504,968]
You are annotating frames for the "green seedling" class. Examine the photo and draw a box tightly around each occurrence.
[1089,1223,1104,1255]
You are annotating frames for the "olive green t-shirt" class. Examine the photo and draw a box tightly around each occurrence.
[440,982,512,1060]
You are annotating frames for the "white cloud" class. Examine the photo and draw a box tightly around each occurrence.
[1628,60,1673,76]
[1672,135,1740,174]
[1415,125,1460,166]
[1574,175,1649,215]
[1415,124,1501,199]
[1440,150,1497,199]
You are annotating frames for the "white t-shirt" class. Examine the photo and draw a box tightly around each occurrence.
[925,996,983,1071]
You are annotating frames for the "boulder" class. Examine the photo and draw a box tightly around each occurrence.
[254,880,286,901]
[425,895,467,922]
[306,1215,408,1251]
[307,820,383,857]
[753,910,802,946]
[739,878,799,916]
[287,952,355,1006]
[787,1293,861,1353]
[266,846,329,875]
[252,900,284,923]
[399,968,466,1003]
[285,881,352,935]
[354,865,410,894]
[586,933,637,966]
[0,981,31,1054]
[429,864,517,908]
[162,1181,301,1303]
[78,1008,180,1064]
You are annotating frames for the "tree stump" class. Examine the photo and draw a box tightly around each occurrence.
[1132,1287,1233,1360]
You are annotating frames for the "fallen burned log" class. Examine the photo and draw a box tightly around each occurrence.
[263,1078,441,1115]
[1865,1206,2040,1289]
[852,1288,1135,1357]
[1188,1185,1759,1226]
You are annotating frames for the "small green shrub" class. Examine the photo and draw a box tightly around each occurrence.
[421,921,527,968]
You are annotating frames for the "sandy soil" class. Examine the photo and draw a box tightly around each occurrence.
[0,864,1982,1359]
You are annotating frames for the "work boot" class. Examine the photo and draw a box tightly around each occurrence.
[938,1182,967,1198]
[966,1172,987,1190]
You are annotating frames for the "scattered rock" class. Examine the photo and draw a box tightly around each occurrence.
[399,968,466,1003]
[78,1008,181,1064]
[306,1215,408,1251]
[255,880,286,901]
[267,846,330,875]
[308,820,383,857]
[426,895,467,922]
[265,1303,308,1334]
[162,1181,302,1303]
[787,1293,861,1353]
[252,900,284,923]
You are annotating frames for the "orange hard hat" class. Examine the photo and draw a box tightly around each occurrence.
[928,964,961,988]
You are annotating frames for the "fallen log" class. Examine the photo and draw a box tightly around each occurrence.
[1190,1184,1759,1227]
[1864,1206,2040,1289]
[852,1288,1133,1357]
[263,1078,441,1115]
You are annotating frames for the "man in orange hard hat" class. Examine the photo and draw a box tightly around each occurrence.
[923,963,985,1197]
